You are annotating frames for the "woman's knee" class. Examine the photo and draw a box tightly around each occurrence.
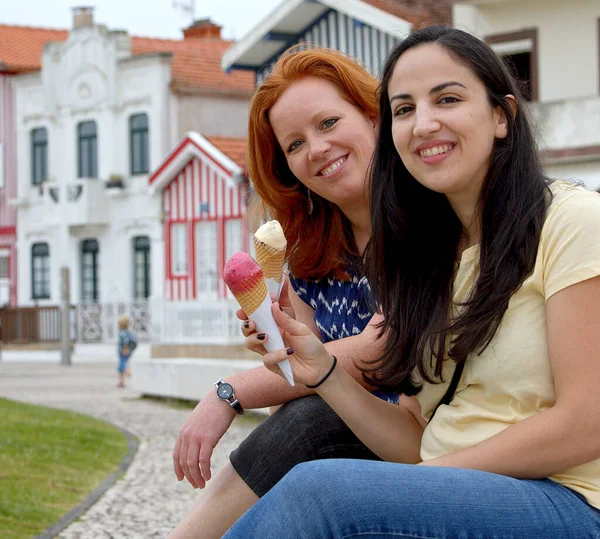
[275,394,336,426]
[263,395,342,451]
[281,460,347,500]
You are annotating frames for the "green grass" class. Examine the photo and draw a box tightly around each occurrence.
[0,398,130,539]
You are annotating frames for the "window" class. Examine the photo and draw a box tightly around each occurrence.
[225,218,243,262]
[31,243,50,299]
[0,256,8,279]
[171,223,188,276]
[81,239,99,302]
[195,221,217,297]
[31,128,48,186]
[130,113,149,175]
[133,236,151,299]
[77,121,98,178]
[487,29,538,102]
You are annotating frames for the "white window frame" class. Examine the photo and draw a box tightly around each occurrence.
[225,218,243,263]
[195,220,218,298]
[171,223,188,276]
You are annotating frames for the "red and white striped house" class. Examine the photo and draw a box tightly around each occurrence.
[149,132,250,302]
[0,74,18,306]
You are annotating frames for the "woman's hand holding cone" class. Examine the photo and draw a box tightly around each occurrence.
[262,303,335,388]
[236,279,296,356]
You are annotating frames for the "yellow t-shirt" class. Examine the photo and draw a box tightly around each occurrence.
[416,181,600,508]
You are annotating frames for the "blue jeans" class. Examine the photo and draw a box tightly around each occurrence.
[117,353,129,373]
[223,460,600,538]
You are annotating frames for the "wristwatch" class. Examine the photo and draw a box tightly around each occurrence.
[214,379,244,415]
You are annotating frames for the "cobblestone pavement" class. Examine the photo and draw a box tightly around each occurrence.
[0,361,263,538]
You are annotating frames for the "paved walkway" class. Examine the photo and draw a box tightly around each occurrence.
[0,360,262,538]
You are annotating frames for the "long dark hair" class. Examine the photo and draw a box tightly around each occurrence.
[364,26,549,394]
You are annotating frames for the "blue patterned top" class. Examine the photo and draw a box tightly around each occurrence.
[289,271,399,404]
[289,272,373,343]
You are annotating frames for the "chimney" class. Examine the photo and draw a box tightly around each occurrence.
[110,29,132,59]
[72,6,95,29]
[183,18,222,39]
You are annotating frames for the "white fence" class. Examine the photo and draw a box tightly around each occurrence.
[77,301,151,342]
[151,299,242,344]
[76,299,242,344]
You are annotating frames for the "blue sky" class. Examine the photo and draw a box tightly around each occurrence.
[1,0,282,40]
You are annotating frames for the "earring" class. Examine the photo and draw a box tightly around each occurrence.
[307,189,313,215]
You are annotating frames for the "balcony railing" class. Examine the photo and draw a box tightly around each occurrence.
[529,95,600,155]
[34,179,110,227]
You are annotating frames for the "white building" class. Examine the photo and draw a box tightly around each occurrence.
[9,8,254,308]
[453,0,600,190]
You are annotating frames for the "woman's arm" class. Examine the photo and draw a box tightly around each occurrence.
[421,275,600,478]
[263,304,424,464]
[237,279,381,407]
[173,279,383,487]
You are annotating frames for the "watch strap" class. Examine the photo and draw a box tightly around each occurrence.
[214,379,244,415]
[229,398,244,415]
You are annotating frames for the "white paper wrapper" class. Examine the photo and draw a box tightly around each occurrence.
[265,262,288,301]
[265,277,283,301]
[249,293,294,386]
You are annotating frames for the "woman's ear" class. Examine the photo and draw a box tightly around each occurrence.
[368,112,379,131]
[494,95,517,139]
[505,94,517,119]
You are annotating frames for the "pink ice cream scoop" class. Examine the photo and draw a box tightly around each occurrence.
[223,251,295,386]
[223,252,268,315]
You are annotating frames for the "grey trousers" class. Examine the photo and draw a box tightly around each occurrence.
[229,394,381,497]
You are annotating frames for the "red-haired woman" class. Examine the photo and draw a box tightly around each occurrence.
[168,48,411,539]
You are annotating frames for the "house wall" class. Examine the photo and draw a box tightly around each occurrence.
[454,0,600,103]
[0,75,18,305]
[176,94,250,138]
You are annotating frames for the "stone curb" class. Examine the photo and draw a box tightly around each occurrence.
[35,423,140,539]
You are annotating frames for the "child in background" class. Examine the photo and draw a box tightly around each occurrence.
[117,315,137,388]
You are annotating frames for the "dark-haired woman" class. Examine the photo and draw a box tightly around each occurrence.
[223,26,600,538]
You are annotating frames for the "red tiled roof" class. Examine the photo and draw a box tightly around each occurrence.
[207,136,247,168]
[130,36,254,92]
[0,25,68,73]
[362,0,452,27]
[0,24,254,93]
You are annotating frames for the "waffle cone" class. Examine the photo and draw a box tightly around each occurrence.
[234,278,268,316]
[254,239,286,282]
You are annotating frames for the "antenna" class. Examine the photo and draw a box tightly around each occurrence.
[173,0,196,24]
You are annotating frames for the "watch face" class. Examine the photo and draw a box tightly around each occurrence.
[217,382,233,399]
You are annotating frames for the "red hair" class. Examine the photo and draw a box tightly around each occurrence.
[246,47,379,280]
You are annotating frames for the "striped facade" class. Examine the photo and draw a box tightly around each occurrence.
[162,155,249,301]
[256,9,401,84]
[0,75,17,305]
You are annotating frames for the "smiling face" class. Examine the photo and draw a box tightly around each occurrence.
[269,77,378,211]
[388,43,509,214]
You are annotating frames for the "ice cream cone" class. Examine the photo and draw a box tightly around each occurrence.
[254,240,286,281]
[223,252,294,386]
[254,221,287,300]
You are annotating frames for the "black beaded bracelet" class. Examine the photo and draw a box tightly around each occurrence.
[305,355,337,389]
